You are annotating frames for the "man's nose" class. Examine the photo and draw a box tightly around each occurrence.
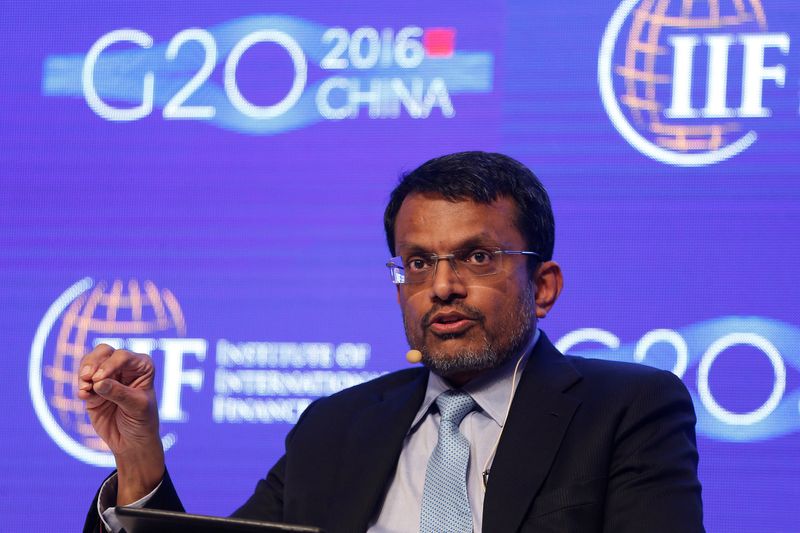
[430,257,467,301]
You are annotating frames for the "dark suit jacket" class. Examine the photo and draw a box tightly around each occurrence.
[85,333,704,532]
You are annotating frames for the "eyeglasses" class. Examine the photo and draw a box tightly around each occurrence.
[386,247,539,285]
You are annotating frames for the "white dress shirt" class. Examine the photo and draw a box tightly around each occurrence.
[368,328,538,532]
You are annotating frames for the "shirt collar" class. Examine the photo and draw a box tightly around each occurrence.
[408,328,540,434]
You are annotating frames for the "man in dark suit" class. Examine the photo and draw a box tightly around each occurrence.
[80,152,703,532]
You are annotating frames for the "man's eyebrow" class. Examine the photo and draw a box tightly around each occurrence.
[395,234,504,254]
[456,236,504,249]
[394,243,429,256]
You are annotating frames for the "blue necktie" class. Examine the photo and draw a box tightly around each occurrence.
[420,389,477,533]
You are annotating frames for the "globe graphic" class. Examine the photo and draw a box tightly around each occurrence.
[614,0,767,152]
[43,279,185,453]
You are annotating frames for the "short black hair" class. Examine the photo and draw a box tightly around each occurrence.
[383,151,555,262]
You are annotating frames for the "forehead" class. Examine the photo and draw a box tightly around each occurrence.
[394,193,524,252]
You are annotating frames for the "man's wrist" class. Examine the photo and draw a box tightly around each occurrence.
[116,466,164,505]
[99,472,165,532]
[115,447,165,506]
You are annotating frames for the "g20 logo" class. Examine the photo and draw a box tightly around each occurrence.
[42,15,494,135]
[557,316,800,442]
[82,28,309,122]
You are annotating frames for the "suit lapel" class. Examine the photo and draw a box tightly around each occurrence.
[482,334,583,532]
[329,370,428,531]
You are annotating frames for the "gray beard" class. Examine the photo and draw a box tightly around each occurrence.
[403,286,535,378]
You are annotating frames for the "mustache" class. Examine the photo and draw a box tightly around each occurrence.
[421,303,485,328]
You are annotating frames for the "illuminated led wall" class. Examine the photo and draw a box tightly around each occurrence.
[2,1,798,529]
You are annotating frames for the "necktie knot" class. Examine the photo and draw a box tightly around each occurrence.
[436,389,476,426]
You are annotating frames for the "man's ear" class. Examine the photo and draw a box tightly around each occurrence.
[533,261,563,319]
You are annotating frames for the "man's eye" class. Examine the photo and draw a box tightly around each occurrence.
[407,258,430,271]
[467,250,493,264]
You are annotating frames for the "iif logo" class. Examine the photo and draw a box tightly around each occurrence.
[28,278,207,466]
[599,0,790,166]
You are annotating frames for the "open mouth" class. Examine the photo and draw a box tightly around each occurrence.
[428,312,477,335]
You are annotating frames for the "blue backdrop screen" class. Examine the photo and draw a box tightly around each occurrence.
[1,1,798,530]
